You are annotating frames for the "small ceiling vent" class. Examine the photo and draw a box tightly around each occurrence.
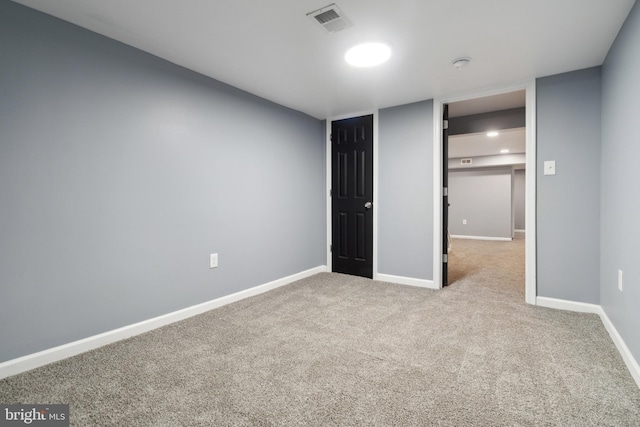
[307,4,352,33]
[461,158,473,165]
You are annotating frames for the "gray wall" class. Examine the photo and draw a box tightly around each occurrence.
[600,1,640,363]
[448,168,513,239]
[0,2,325,363]
[536,67,601,304]
[378,101,434,280]
[514,170,526,231]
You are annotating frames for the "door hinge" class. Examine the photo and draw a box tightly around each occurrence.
[443,119,449,130]
[330,189,332,197]
[330,244,333,252]
[443,187,448,197]
[443,254,448,263]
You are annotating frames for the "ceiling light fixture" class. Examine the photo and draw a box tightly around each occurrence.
[452,57,471,70]
[487,131,499,137]
[500,149,510,154]
[345,43,391,67]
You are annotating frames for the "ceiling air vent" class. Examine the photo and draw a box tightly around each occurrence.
[307,4,352,33]
[461,158,473,165]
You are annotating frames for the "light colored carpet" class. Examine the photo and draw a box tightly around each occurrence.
[1,236,639,426]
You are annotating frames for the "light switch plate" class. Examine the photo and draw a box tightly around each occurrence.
[210,253,218,269]
[618,269,623,291]
[544,160,556,176]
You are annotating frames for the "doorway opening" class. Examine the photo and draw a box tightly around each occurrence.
[434,84,537,304]
[446,91,526,286]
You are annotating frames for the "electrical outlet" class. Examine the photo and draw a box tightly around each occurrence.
[463,219,467,225]
[210,253,218,269]
[544,160,556,176]
[618,269,623,292]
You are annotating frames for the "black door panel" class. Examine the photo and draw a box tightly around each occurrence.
[332,115,374,279]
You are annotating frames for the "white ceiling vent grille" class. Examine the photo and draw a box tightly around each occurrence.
[461,158,473,165]
[307,4,352,33]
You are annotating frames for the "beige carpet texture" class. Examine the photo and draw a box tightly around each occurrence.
[1,237,639,426]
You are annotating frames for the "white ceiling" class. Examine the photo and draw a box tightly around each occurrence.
[449,128,526,159]
[13,0,636,120]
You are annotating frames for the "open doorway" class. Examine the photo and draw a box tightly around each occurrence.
[446,91,526,285]
[434,85,537,304]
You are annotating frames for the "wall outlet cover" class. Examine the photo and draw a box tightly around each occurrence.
[544,160,556,175]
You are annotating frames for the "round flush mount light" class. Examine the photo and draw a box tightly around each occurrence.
[500,149,510,154]
[486,131,499,137]
[345,43,391,67]
[452,57,471,70]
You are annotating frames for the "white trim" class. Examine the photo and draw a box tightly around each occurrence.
[524,81,537,305]
[450,235,512,241]
[511,168,516,239]
[536,296,600,313]
[433,81,537,304]
[536,297,640,389]
[599,308,640,388]
[325,119,333,271]
[373,112,379,279]
[0,266,327,380]
[376,273,437,290]
[326,111,379,278]
[514,229,526,233]
[433,100,443,290]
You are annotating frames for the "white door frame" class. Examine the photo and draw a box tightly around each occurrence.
[432,81,537,304]
[325,110,379,279]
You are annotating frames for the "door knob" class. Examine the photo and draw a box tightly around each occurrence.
[364,201,372,209]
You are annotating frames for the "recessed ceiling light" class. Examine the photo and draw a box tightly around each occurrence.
[487,131,499,137]
[500,149,510,154]
[345,43,391,67]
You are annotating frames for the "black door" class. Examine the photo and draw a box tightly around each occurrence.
[331,115,374,279]
[442,104,449,286]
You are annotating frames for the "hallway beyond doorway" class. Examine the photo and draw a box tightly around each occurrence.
[448,235,525,297]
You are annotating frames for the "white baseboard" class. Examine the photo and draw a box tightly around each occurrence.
[598,307,640,388]
[535,296,600,313]
[514,229,526,233]
[536,296,640,389]
[0,265,327,380]
[450,235,512,241]
[376,273,438,290]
